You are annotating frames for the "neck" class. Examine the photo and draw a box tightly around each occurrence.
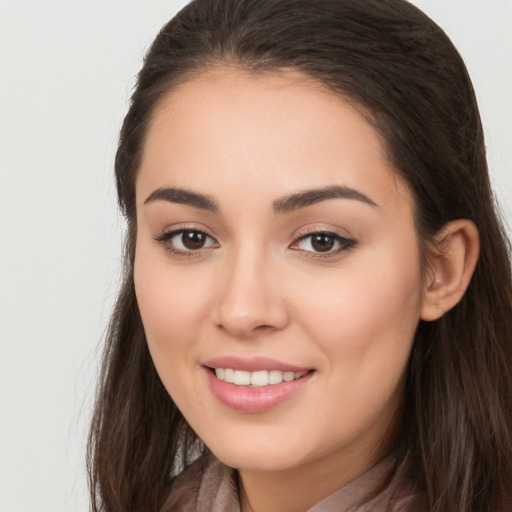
[238,444,389,512]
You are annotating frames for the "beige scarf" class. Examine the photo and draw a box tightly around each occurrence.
[162,450,421,511]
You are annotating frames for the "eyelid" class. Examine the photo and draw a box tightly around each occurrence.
[153,225,219,257]
[292,222,354,239]
[153,223,356,258]
[289,226,357,256]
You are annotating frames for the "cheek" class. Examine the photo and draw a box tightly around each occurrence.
[298,244,423,381]
[133,246,210,365]
[133,251,213,417]
[297,257,422,443]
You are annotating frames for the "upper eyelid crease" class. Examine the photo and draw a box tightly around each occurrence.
[154,228,216,241]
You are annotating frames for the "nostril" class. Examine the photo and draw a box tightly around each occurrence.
[254,324,274,331]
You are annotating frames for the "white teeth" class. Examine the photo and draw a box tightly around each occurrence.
[283,371,295,382]
[251,370,269,387]
[233,370,251,385]
[214,368,308,387]
[268,370,283,385]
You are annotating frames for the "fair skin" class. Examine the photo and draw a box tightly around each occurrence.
[133,69,479,512]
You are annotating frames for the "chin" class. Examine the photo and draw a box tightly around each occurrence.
[197,429,296,471]
[212,446,305,472]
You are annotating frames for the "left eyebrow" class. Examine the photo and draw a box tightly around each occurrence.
[273,185,379,214]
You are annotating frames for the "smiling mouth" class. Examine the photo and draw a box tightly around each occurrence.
[211,368,311,387]
[205,364,315,412]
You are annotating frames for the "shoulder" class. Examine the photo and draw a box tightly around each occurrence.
[359,454,426,512]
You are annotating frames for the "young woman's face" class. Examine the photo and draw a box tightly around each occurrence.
[134,69,426,474]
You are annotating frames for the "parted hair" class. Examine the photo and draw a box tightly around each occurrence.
[88,1,512,511]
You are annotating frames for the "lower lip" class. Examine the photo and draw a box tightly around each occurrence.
[205,368,314,413]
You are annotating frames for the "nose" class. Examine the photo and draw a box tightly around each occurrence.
[212,247,290,338]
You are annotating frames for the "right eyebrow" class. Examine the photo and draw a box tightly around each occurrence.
[143,187,219,212]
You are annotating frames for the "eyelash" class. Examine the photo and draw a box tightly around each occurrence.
[153,228,218,258]
[291,230,357,257]
[154,228,356,258]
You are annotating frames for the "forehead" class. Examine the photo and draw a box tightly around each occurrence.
[137,67,412,213]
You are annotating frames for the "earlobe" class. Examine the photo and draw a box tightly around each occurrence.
[420,219,480,321]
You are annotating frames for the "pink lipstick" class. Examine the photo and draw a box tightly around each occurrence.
[203,356,314,413]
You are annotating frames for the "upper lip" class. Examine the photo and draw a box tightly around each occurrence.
[202,356,311,373]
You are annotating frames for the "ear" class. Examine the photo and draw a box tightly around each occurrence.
[421,219,480,321]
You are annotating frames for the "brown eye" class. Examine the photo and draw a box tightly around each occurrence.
[154,228,218,254]
[181,230,207,250]
[292,231,356,255]
[311,234,335,252]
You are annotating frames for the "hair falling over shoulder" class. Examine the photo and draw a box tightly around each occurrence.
[87,1,512,511]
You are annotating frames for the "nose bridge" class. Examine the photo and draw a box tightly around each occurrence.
[214,240,288,336]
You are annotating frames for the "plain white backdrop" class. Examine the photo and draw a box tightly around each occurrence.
[0,1,510,510]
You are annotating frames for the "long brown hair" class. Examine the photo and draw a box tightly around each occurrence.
[88,1,512,510]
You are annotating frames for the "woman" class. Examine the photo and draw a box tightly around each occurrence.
[88,0,512,510]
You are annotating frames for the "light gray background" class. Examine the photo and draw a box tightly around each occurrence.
[0,1,510,510]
